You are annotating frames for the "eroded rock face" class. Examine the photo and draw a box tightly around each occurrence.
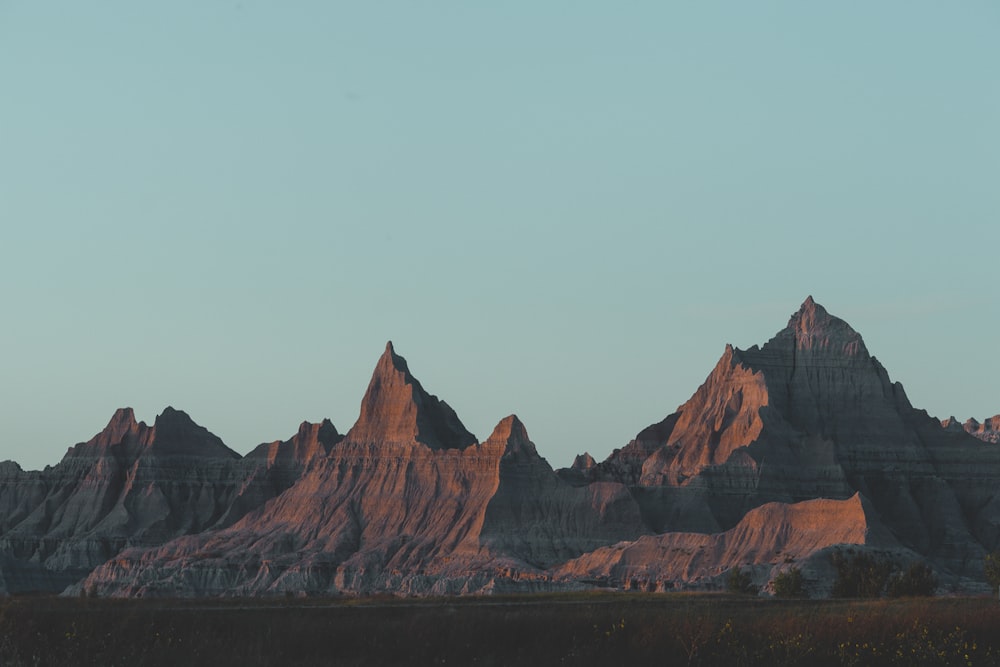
[585,297,1000,577]
[944,416,1000,444]
[4,302,1000,598]
[81,349,645,597]
[0,409,337,593]
[245,419,342,465]
[479,416,646,568]
[347,342,476,450]
[554,494,890,591]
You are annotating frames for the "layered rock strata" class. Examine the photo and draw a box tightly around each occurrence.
[2,298,998,598]
[943,416,1000,444]
[554,494,893,591]
[582,298,1000,578]
[81,344,646,596]
[0,409,340,593]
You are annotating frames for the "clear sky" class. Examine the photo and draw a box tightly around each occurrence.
[2,2,998,470]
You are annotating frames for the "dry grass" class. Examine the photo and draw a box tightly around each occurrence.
[0,593,997,665]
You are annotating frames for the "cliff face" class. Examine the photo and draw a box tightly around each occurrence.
[479,416,647,569]
[346,342,476,450]
[82,346,645,597]
[3,299,999,597]
[0,409,335,593]
[944,416,1000,444]
[588,298,1000,576]
[554,494,893,591]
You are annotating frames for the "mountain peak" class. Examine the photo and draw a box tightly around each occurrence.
[571,452,596,471]
[382,340,399,364]
[105,407,140,439]
[769,296,868,358]
[247,419,343,463]
[65,407,146,458]
[485,415,540,461]
[149,408,240,459]
[346,343,477,449]
[789,295,832,332]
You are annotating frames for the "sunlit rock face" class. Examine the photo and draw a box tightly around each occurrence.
[554,494,894,591]
[5,299,1000,597]
[585,297,1000,577]
[944,415,1000,444]
[0,409,340,593]
[347,342,477,450]
[81,346,645,597]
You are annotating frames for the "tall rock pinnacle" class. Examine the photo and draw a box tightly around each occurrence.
[345,341,477,449]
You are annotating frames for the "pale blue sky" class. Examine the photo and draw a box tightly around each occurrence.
[2,2,998,470]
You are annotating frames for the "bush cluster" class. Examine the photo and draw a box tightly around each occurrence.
[726,567,759,595]
[831,551,937,599]
[772,567,806,598]
[886,562,937,598]
[984,550,1000,594]
[831,551,894,598]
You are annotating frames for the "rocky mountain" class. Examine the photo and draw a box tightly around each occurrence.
[0,408,340,594]
[943,416,1000,444]
[581,297,1000,581]
[79,343,645,596]
[2,298,999,597]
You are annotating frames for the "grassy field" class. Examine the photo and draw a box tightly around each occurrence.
[0,593,997,665]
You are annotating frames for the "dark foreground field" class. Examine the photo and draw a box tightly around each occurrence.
[0,593,998,666]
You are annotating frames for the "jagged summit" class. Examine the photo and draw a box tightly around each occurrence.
[8,299,1000,599]
[346,342,477,449]
[485,415,540,461]
[754,296,868,359]
[94,407,143,447]
[150,407,240,459]
[246,419,343,463]
[571,452,596,471]
[64,407,147,459]
[65,407,239,460]
[944,415,1000,444]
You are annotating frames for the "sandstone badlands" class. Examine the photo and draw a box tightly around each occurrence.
[1,299,997,597]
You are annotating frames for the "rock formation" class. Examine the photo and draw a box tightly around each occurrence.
[479,416,647,568]
[0,409,339,593]
[581,297,1000,580]
[943,416,1000,444]
[347,341,476,450]
[554,493,896,591]
[79,345,645,596]
[2,298,999,597]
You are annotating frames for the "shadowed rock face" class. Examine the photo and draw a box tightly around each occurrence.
[245,419,343,466]
[479,416,647,569]
[0,410,338,594]
[588,297,1000,577]
[346,342,476,450]
[80,353,645,597]
[4,302,1000,597]
[944,416,1000,444]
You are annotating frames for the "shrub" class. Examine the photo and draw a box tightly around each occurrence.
[985,551,1000,594]
[772,567,806,598]
[831,551,892,598]
[726,567,758,595]
[886,562,937,597]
